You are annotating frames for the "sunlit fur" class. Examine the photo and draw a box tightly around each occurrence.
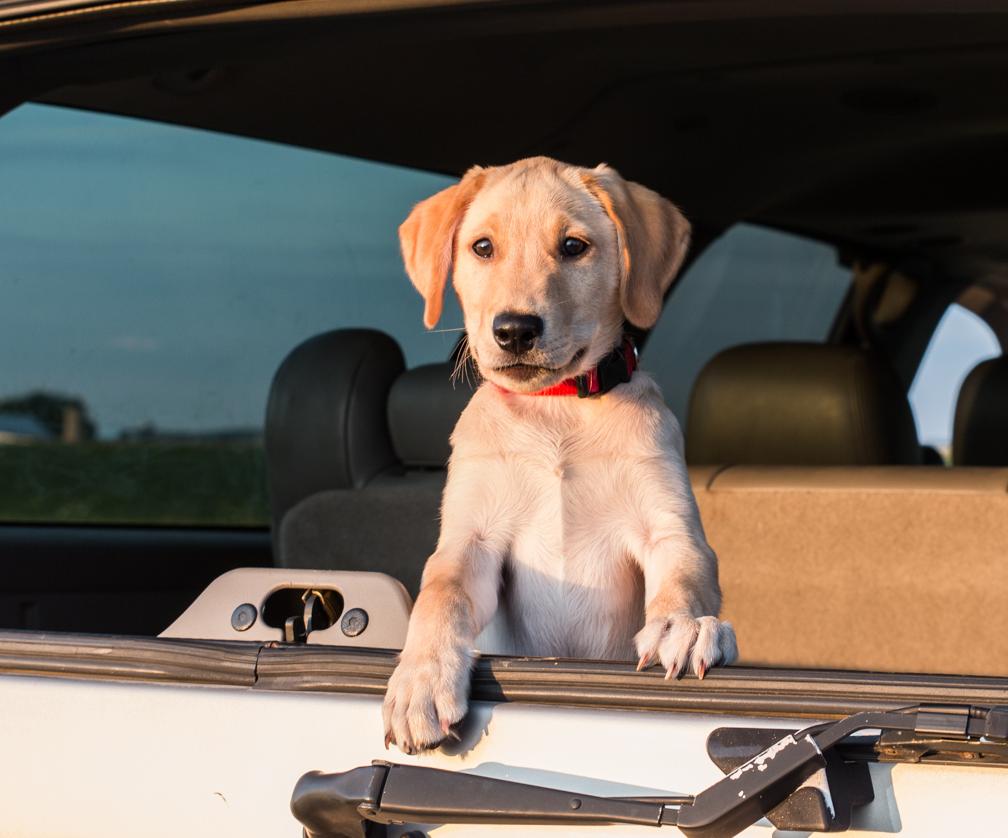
[385,157,736,754]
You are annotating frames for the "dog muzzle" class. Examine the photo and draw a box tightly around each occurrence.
[501,336,638,398]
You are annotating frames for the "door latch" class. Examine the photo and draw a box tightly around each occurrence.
[283,589,339,643]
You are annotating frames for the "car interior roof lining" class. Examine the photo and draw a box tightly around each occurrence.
[1,12,1004,291]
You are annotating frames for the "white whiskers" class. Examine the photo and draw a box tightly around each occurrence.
[450,334,480,389]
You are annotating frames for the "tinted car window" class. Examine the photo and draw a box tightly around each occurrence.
[645,223,852,427]
[0,103,457,525]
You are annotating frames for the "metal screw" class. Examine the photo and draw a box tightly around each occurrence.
[231,603,257,632]
[341,607,369,637]
[569,798,582,810]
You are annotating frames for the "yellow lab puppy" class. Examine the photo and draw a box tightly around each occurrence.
[384,157,736,754]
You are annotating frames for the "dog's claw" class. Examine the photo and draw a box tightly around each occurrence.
[384,733,393,750]
[439,718,462,742]
[664,656,689,680]
[636,653,653,672]
[697,660,707,680]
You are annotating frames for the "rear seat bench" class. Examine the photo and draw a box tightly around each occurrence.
[693,466,1008,677]
[266,331,1008,677]
[687,342,1007,677]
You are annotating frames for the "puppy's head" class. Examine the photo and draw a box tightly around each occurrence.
[399,157,691,393]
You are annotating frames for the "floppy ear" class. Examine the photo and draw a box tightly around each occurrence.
[399,166,486,329]
[581,164,692,329]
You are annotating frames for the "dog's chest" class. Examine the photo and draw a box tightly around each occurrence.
[459,383,673,658]
[503,454,643,657]
[492,394,654,567]
[499,413,645,653]
[515,440,625,553]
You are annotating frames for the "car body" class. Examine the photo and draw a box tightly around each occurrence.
[1,1,1007,835]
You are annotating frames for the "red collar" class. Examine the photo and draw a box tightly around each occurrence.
[498,337,638,398]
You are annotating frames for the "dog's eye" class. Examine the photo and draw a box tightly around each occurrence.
[472,238,494,259]
[561,237,589,258]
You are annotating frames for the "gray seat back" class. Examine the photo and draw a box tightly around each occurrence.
[265,329,475,594]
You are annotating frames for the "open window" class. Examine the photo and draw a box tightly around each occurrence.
[2,84,1007,674]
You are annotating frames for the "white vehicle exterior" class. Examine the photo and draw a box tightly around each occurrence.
[1,672,1005,836]
[0,570,1005,837]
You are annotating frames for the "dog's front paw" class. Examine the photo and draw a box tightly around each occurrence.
[634,614,737,679]
[382,647,472,754]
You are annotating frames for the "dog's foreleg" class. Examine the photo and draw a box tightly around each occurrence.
[382,537,502,753]
[633,538,738,679]
[625,453,739,679]
[633,548,737,677]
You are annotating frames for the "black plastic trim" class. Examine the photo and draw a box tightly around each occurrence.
[0,524,271,591]
[1,631,1006,720]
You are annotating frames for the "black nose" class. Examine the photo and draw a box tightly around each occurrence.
[493,313,544,355]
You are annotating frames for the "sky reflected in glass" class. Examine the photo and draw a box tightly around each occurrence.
[0,104,459,437]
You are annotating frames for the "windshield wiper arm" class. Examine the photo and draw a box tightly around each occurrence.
[292,762,689,837]
[291,704,1008,838]
[676,704,1007,837]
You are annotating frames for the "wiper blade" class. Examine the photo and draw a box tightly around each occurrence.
[291,704,1008,838]
[877,725,1008,765]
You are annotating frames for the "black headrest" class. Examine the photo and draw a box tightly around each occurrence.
[265,329,404,536]
[686,342,922,465]
[953,355,1008,465]
[387,364,477,467]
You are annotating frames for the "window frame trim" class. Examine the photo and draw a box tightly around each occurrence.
[3,629,1006,721]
